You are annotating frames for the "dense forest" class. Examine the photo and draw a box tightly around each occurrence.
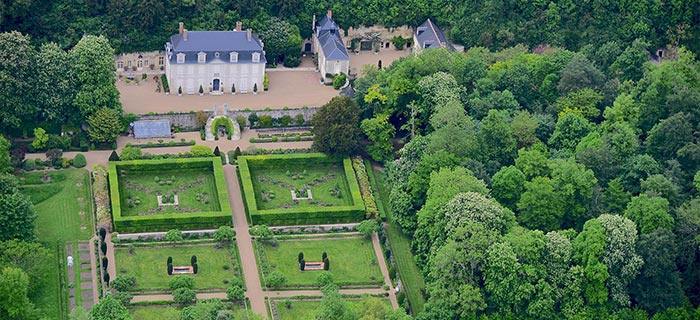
[340,43,700,318]
[1,0,699,54]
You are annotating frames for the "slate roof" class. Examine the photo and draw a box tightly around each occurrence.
[315,16,349,60]
[167,31,266,64]
[415,19,455,51]
[133,120,171,139]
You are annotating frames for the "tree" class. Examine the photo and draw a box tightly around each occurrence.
[257,17,302,66]
[360,114,395,162]
[315,271,334,287]
[87,108,122,143]
[0,32,38,131]
[168,275,194,290]
[89,295,131,320]
[71,35,122,119]
[119,146,142,161]
[511,110,540,148]
[517,177,563,232]
[603,178,631,215]
[35,42,76,124]
[189,145,214,157]
[609,38,651,82]
[356,219,380,237]
[31,128,48,150]
[314,284,356,320]
[0,267,35,319]
[110,275,136,292]
[165,229,183,242]
[630,228,683,314]
[548,112,594,152]
[213,226,235,243]
[515,147,550,179]
[674,198,700,306]
[312,96,362,157]
[597,214,644,309]
[443,192,514,236]
[226,282,245,302]
[624,194,673,234]
[645,112,694,162]
[0,240,50,293]
[557,55,605,95]
[491,165,526,210]
[72,154,87,168]
[266,271,287,288]
[356,296,391,320]
[173,287,196,304]
[0,136,10,173]
[249,225,273,240]
[549,158,597,229]
[69,306,90,320]
[0,174,36,241]
[478,109,516,165]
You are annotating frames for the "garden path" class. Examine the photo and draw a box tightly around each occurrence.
[104,233,117,293]
[223,165,267,316]
[372,232,399,309]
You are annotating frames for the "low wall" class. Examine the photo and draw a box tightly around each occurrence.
[227,107,319,127]
[138,113,205,131]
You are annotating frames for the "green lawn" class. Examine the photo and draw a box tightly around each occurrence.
[114,243,240,291]
[262,237,383,287]
[275,298,392,320]
[19,169,94,319]
[250,164,352,210]
[130,306,182,319]
[372,167,426,313]
[117,168,220,216]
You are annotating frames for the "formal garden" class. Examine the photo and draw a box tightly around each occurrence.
[238,153,365,225]
[113,241,242,291]
[17,169,94,317]
[272,298,392,320]
[109,157,232,232]
[255,236,384,288]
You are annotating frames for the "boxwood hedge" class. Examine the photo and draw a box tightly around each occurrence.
[109,157,232,232]
[238,153,365,226]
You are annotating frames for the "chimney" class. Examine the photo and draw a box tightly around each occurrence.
[236,21,242,32]
[312,14,316,30]
[183,29,188,41]
[327,10,332,19]
[247,28,252,41]
[179,22,184,34]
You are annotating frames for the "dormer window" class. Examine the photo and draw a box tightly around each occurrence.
[252,52,260,63]
[176,53,185,63]
[197,52,206,63]
[230,52,238,62]
[214,52,220,58]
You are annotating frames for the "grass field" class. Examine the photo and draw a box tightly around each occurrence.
[19,169,94,319]
[114,243,240,291]
[371,167,426,313]
[275,298,392,320]
[117,168,220,216]
[261,237,383,287]
[250,164,352,210]
[130,306,181,319]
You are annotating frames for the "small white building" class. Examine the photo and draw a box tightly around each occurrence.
[413,19,457,54]
[312,11,350,77]
[164,22,266,95]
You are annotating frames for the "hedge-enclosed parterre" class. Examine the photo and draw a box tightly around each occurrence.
[238,153,364,226]
[109,157,232,232]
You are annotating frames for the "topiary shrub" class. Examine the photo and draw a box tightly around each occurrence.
[73,154,87,168]
[323,258,329,271]
[169,275,195,290]
[99,228,107,241]
[322,252,327,261]
[108,150,120,161]
[213,146,220,156]
[332,73,347,90]
[100,241,107,255]
[103,273,110,284]
[191,255,197,265]
[173,288,196,304]
[102,257,108,270]
[22,160,35,171]
[192,263,198,274]
[298,252,304,264]
[167,263,173,275]
[300,259,305,271]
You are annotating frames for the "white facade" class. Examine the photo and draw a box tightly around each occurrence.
[165,58,264,95]
[318,56,350,77]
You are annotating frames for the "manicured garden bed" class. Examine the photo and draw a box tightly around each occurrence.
[114,242,241,291]
[109,158,232,232]
[238,154,364,225]
[273,298,392,320]
[259,237,383,287]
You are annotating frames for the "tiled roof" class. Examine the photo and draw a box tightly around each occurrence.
[415,19,455,51]
[168,31,266,64]
[315,15,349,60]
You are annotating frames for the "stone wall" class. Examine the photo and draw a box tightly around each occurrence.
[115,51,165,75]
[228,107,319,127]
[343,25,414,51]
[137,107,320,129]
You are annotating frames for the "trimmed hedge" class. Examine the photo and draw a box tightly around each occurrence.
[211,117,234,140]
[109,157,232,232]
[238,153,365,226]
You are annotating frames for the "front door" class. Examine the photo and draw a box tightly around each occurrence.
[213,79,220,91]
[304,43,312,52]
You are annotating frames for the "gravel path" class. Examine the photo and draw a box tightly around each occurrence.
[224,165,267,316]
[372,232,399,309]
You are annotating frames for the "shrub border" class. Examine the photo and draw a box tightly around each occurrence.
[109,157,232,232]
[238,153,365,226]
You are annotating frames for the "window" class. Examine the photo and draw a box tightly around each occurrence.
[158,56,164,65]
[137,60,143,68]
[144,59,148,66]
[177,53,185,63]
[117,61,123,69]
[252,52,260,63]
[197,52,206,63]
[230,52,238,62]
[214,52,220,58]
[127,61,132,68]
